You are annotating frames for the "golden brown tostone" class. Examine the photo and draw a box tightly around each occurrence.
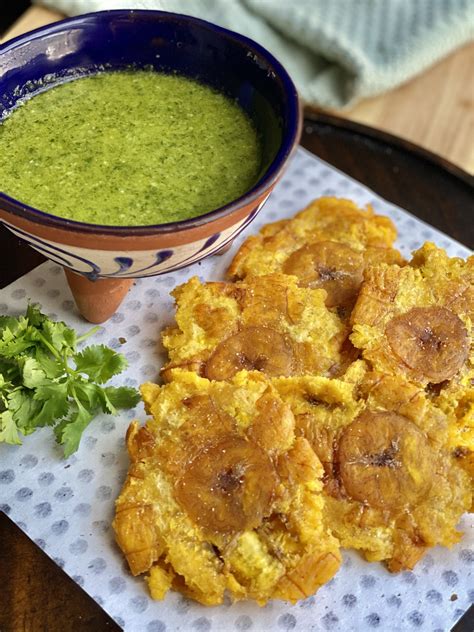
[351,243,473,386]
[227,197,404,315]
[273,361,472,572]
[113,370,341,605]
[350,242,474,496]
[161,273,347,381]
[114,200,473,605]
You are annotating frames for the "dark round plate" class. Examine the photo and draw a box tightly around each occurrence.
[1,114,473,632]
[301,109,473,250]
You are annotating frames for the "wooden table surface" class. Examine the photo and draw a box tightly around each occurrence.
[2,5,474,173]
[1,7,473,632]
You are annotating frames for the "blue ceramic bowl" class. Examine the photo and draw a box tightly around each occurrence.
[0,10,301,320]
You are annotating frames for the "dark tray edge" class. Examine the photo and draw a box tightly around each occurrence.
[304,107,474,190]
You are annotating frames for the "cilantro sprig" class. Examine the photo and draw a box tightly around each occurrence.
[0,304,140,456]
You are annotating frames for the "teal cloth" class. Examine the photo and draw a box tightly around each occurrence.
[35,0,474,108]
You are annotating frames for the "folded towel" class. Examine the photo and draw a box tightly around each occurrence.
[35,0,474,108]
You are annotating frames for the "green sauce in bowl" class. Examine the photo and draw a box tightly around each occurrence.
[0,71,261,226]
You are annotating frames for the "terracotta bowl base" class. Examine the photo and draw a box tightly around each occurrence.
[64,268,133,323]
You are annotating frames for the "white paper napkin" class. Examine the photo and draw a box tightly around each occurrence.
[1,148,472,632]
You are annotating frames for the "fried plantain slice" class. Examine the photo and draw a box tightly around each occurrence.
[273,363,472,571]
[205,326,296,380]
[351,242,473,388]
[175,435,278,533]
[386,306,468,383]
[162,273,346,381]
[283,241,364,309]
[338,411,433,510]
[114,370,341,605]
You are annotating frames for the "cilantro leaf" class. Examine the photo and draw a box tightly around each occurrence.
[25,303,46,327]
[96,385,140,415]
[33,347,63,379]
[8,389,42,433]
[73,381,102,410]
[21,357,47,388]
[54,401,93,458]
[42,318,77,353]
[0,357,21,386]
[30,382,69,428]
[74,345,128,383]
[0,315,22,333]
[30,400,66,429]
[0,318,37,357]
[0,315,28,341]
[0,304,139,456]
[104,386,141,410]
[0,372,12,394]
[0,409,21,444]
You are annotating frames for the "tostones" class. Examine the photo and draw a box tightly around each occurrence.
[161,273,348,381]
[351,242,474,504]
[227,197,404,315]
[273,360,472,572]
[113,370,341,605]
[434,378,474,509]
[351,242,473,387]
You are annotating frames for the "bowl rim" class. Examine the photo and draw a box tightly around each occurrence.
[0,8,301,236]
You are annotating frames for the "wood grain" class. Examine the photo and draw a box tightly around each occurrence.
[2,6,474,173]
[0,513,119,632]
[344,42,474,174]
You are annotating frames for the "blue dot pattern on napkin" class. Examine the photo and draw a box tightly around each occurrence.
[0,149,472,632]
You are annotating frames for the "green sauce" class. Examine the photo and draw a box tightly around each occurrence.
[0,71,261,225]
